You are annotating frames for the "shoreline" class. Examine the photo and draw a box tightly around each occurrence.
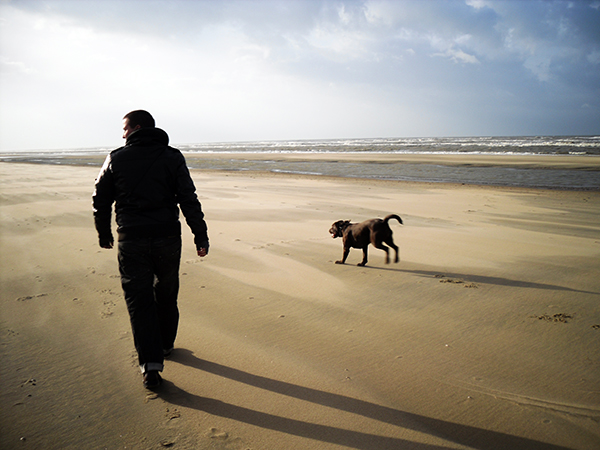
[185,151,600,168]
[0,151,599,191]
[2,150,600,168]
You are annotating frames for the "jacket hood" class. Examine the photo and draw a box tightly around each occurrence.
[125,127,169,147]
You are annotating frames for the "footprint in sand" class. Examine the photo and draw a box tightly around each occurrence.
[439,278,464,284]
[145,393,158,403]
[435,275,478,288]
[20,378,37,388]
[206,427,229,440]
[5,328,19,338]
[16,293,48,302]
[129,351,138,368]
[159,437,177,447]
[165,408,181,420]
[185,259,202,265]
[534,313,573,323]
[204,429,247,449]
[101,299,116,318]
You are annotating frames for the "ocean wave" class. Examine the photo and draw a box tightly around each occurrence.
[178,136,600,156]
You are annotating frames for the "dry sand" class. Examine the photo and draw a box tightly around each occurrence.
[1,160,599,450]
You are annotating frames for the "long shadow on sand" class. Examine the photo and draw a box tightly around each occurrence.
[157,349,572,450]
[363,266,599,295]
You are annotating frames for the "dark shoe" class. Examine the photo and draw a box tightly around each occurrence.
[163,347,174,358]
[143,370,162,389]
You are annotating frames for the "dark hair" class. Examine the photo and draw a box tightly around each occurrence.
[123,110,155,128]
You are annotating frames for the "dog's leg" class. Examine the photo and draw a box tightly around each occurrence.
[358,246,368,266]
[336,247,350,264]
[386,238,399,263]
[374,242,391,264]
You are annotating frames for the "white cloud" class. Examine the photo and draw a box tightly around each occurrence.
[306,25,371,60]
[445,48,480,64]
[364,0,398,26]
[337,3,353,25]
[523,54,552,82]
[465,0,489,10]
[588,49,600,64]
[0,57,31,74]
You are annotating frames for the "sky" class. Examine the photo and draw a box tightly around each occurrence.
[0,0,599,151]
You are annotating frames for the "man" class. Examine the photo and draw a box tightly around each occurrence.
[93,110,209,389]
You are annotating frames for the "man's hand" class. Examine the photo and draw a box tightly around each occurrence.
[198,247,208,257]
[100,238,114,249]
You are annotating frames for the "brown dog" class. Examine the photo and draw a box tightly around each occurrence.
[329,214,403,266]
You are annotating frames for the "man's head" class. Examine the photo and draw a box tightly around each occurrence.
[122,110,155,139]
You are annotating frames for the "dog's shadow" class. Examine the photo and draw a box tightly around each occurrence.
[354,265,598,295]
[156,350,572,450]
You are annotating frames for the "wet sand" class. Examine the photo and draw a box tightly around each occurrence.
[1,161,599,449]
[30,150,600,169]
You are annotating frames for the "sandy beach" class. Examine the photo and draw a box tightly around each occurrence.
[1,160,599,449]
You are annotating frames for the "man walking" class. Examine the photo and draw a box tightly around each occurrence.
[93,110,209,389]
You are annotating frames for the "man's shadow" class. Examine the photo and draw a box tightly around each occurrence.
[156,349,572,450]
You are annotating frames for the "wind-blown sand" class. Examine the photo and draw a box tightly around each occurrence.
[1,161,599,450]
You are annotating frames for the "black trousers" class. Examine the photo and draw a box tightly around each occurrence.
[118,235,181,373]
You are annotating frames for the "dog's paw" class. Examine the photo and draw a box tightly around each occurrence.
[335,260,344,264]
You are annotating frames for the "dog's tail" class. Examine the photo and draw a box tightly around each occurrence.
[384,214,403,225]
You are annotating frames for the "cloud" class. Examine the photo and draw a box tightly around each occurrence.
[465,0,489,9]
[588,49,600,64]
[480,1,600,82]
[0,0,598,151]
[0,56,31,74]
[439,48,480,64]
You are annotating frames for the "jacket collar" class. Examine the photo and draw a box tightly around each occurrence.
[125,127,170,146]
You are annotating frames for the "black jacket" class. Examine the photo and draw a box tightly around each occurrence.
[92,127,208,250]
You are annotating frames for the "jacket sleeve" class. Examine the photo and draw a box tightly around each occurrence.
[174,155,209,251]
[92,154,115,246]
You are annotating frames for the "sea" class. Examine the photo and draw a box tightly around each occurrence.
[1,136,599,190]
